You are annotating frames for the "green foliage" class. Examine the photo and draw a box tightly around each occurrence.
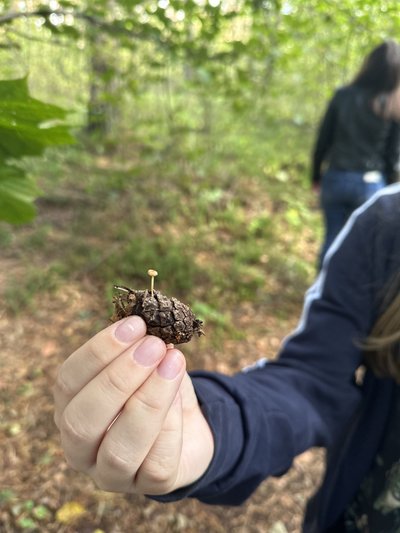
[4,264,62,314]
[0,77,74,224]
[0,165,41,224]
[0,489,15,504]
[11,499,51,531]
[191,301,229,328]
[1,0,396,327]
[191,300,235,344]
[106,236,200,295]
[2,0,399,167]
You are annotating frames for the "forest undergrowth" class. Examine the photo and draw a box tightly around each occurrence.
[0,140,324,532]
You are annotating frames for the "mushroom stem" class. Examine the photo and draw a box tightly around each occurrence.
[147,269,158,297]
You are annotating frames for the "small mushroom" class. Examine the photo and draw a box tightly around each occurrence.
[147,269,158,297]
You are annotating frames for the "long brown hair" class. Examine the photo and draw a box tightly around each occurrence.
[353,40,400,93]
[352,40,400,120]
[363,273,400,383]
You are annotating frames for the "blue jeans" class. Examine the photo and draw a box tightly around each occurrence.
[319,169,386,267]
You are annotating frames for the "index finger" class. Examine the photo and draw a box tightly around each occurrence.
[53,316,147,415]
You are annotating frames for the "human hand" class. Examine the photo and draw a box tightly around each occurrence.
[53,316,214,495]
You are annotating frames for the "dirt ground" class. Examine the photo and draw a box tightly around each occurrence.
[0,181,325,532]
[0,279,325,533]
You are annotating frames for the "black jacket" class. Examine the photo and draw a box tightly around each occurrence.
[312,85,400,185]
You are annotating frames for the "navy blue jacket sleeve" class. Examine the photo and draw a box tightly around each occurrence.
[155,191,394,507]
[383,121,400,184]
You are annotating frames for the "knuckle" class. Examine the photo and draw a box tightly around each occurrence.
[138,462,177,494]
[155,478,176,494]
[86,341,111,371]
[100,446,131,473]
[93,442,137,492]
[60,409,91,447]
[148,466,175,489]
[100,366,132,398]
[54,368,74,399]
[127,390,165,417]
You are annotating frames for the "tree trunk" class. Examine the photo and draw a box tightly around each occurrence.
[85,30,120,139]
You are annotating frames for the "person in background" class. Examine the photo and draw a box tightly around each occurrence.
[312,39,400,268]
[54,183,400,532]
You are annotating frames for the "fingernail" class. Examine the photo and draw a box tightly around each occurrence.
[133,336,165,367]
[157,351,184,380]
[115,316,143,343]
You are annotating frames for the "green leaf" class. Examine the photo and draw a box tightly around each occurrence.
[0,78,73,160]
[17,516,38,530]
[0,165,41,224]
[33,504,51,520]
[0,77,74,224]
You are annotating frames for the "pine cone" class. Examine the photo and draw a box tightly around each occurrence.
[111,286,204,345]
